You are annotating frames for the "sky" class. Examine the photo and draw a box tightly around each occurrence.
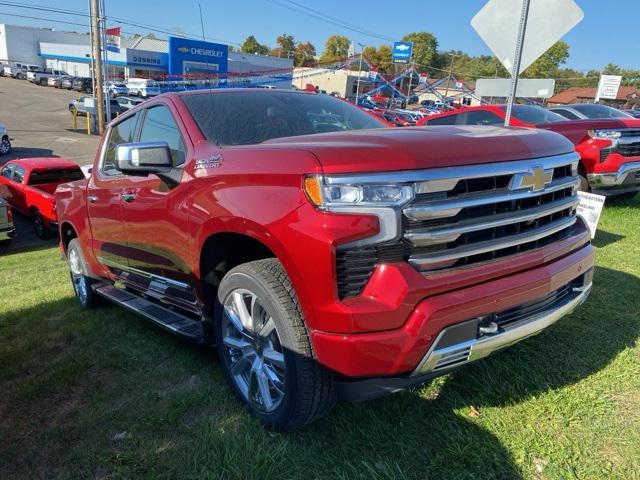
[0,0,637,73]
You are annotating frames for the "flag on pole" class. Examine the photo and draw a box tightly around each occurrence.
[105,27,121,53]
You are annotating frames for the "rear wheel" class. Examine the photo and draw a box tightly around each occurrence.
[215,258,336,431]
[0,136,10,155]
[33,211,50,239]
[67,239,98,308]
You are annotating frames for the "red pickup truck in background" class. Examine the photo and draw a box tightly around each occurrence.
[55,89,595,431]
[0,158,84,238]
[418,104,640,198]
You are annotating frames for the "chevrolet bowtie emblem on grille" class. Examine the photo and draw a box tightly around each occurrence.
[511,165,553,192]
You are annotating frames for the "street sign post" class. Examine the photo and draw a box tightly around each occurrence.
[471,0,584,126]
[595,74,623,102]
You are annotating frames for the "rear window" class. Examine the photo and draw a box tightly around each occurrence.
[29,168,84,185]
[181,91,385,146]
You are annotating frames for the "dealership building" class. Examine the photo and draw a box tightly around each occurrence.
[1,23,293,87]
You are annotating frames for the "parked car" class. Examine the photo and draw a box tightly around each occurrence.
[419,104,640,198]
[55,89,594,431]
[125,78,161,98]
[0,198,14,245]
[4,63,39,79]
[68,96,122,119]
[73,77,93,94]
[0,158,84,238]
[104,81,128,97]
[31,69,66,86]
[549,104,634,121]
[115,96,144,111]
[61,76,76,90]
[0,124,11,155]
[49,75,73,88]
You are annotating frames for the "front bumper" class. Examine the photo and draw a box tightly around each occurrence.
[588,161,640,194]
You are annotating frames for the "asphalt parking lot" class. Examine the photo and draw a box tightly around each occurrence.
[0,76,100,166]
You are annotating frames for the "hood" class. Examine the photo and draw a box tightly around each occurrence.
[261,126,574,174]
[536,118,640,145]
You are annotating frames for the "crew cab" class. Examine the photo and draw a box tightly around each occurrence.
[0,198,14,245]
[55,89,595,431]
[0,158,84,238]
[29,68,66,86]
[418,104,640,198]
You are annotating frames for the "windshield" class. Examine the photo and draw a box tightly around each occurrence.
[570,104,633,119]
[182,91,386,146]
[498,105,565,124]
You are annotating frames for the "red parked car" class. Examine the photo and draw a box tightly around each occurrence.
[418,104,640,198]
[55,89,594,430]
[0,158,84,238]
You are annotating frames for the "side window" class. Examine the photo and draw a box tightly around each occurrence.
[1,163,14,179]
[426,115,458,126]
[102,113,139,176]
[13,166,26,183]
[461,110,504,126]
[554,109,580,120]
[138,106,186,167]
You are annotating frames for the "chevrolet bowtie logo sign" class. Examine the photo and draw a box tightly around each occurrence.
[178,47,190,53]
[511,166,553,192]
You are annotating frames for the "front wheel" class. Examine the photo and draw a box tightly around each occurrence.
[215,258,336,431]
[67,239,98,308]
[0,136,10,155]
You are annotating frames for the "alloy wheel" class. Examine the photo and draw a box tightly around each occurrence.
[221,289,286,413]
[0,139,10,155]
[68,248,88,304]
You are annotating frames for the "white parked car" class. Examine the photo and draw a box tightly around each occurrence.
[104,82,128,97]
[0,124,11,156]
[115,96,144,111]
[125,78,161,98]
[4,64,38,79]
[32,69,66,86]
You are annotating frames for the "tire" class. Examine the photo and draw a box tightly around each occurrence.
[214,258,336,431]
[67,238,98,308]
[69,106,77,115]
[33,211,50,239]
[84,87,92,94]
[0,136,10,155]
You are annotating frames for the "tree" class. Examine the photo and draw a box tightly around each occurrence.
[401,32,438,71]
[294,41,316,67]
[240,35,269,55]
[320,35,351,63]
[362,45,393,73]
[270,34,296,58]
[521,41,569,78]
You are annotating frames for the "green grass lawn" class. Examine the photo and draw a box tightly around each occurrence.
[1,197,639,480]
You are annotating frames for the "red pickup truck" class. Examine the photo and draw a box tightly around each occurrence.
[55,89,595,431]
[0,158,84,238]
[418,104,640,198]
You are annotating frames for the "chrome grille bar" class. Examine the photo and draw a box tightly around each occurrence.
[404,176,579,221]
[409,216,577,271]
[405,194,578,247]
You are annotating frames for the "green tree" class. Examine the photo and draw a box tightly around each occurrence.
[362,45,393,73]
[320,35,351,62]
[294,41,316,67]
[401,32,438,71]
[240,35,269,55]
[521,41,569,78]
[270,34,296,58]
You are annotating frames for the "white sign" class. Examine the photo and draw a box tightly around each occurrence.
[596,74,622,101]
[476,78,556,98]
[471,0,584,75]
[577,191,606,239]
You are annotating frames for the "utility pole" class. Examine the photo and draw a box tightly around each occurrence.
[355,43,364,104]
[442,53,459,105]
[90,0,105,134]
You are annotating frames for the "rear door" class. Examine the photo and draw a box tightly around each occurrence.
[86,113,139,273]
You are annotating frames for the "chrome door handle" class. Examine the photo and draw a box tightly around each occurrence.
[121,193,136,203]
[87,195,98,203]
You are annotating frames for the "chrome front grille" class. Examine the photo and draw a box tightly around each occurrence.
[615,129,640,157]
[334,153,580,298]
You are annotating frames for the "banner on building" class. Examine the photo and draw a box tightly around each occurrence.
[106,27,121,53]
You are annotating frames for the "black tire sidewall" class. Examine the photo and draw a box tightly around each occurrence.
[214,269,302,428]
[33,212,49,239]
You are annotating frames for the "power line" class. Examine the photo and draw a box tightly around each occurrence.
[264,0,394,42]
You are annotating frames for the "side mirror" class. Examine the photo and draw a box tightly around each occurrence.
[116,141,172,175]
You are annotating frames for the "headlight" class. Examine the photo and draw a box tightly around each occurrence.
[588,129,621,144]
[304,175,414,209]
